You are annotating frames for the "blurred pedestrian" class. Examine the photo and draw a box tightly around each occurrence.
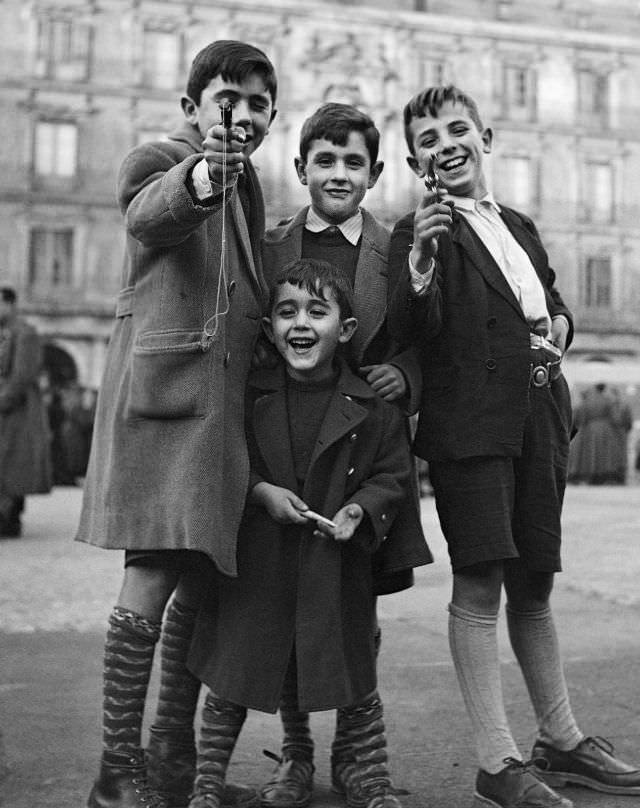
[0,285,52,538]
[610,386,633,484]
[568,383,619,484]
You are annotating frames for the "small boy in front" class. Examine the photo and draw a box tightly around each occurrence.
[187,258,416,808]
[387,84,640,808]
[260,104,430,808]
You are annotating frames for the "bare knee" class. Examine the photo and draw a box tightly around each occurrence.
[117,565,180,622]
[452,561,504,614]
[504,559,554,611]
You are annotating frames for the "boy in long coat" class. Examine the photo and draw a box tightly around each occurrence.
[188,258,417,808]
[0,286,52,537]
[76,41,278,808]
[259,105,431,808]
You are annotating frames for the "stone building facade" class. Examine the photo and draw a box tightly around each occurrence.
[1,0,640,398]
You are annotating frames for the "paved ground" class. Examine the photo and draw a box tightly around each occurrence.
[1,484,639,808]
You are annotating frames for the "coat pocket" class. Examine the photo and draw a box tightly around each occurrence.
[127,329,212,419]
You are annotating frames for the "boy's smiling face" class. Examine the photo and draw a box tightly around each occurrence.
[182,71,276,158]
[295,132,383,225]
[263,281,357,384]
[407,100,492,199]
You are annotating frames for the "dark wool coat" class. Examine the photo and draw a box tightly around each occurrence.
[0,319,52,496]
[262,207,432,593]
[387,205,574,462]
[188,361,419,713]
[75,122,268,575]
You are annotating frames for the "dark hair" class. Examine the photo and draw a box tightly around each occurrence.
[299,103,380,165]
[186,40,277,106]
[269,258,354,320]
[403,85,484,154]
[1,286,16,304]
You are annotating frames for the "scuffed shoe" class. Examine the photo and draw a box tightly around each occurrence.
[87,748,167,808]
[259,751,313,808]
[331,756,408,808]
[532,736,640,795]
[146,726,259,808]
[475,758,573,808]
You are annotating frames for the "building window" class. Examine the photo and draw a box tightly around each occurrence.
[503,64,536,122]
[584,256,612,309]
[142,28,180,90]
[29,228,74,289]
[418,56,447,87]
[577,69,609,127]
[501,155,534,208]
[34,121,78,179]
[35,16,91,81]
[584,161,614,222]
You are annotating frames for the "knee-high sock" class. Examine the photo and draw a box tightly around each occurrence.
[280,655,314,762]
[338,691,391,803]
[506,604,583,750]
[448,602,521,773]
[193,693,247,801]
[332,616,382,769]
[153,598,201,730]
[103,606,161,752]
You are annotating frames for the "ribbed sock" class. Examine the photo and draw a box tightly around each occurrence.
[102,605,161,751]
[506,604,583,751]
[193,692,247,802]
[338,691,392,803]
[153,598,201,730]
[448,602,521,773]
[280,657,314,762]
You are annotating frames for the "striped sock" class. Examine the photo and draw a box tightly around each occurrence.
[102,605,161,752]
[193,692,247,802]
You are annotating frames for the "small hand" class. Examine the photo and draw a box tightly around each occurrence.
[410,189,453,273]
[550,316,569,353]
[202,124,247,186]
[251,483,309,524]
[314,504,363,542]
[360,364,406,401]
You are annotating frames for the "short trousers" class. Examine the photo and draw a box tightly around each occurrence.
[124,548,212,573]
[429,376,571,573]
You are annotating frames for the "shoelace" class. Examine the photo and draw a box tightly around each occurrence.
[583,736,615,756]
[131,773,167,808]
[262,750,313,785]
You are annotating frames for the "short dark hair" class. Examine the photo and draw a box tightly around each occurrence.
[269,258,354,320]
[299,103,380,165]
[1,286,16,304]
[403,85,484,154]
[186,40,277,106]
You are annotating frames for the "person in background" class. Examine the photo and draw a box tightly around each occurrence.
[0,285,52,538]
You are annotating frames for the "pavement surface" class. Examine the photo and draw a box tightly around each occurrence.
[1,484,640,808]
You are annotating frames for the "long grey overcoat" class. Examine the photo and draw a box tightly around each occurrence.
[76,122,268,576]
[0,319,52,496]
[188,361,419,713]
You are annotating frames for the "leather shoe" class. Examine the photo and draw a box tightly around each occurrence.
[259,753,313,808]
[87,748,167,808]
[475,759,573,808]
[532,736,640,795]
[146,725,259,808]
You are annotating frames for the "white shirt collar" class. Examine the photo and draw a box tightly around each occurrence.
[305,207,363,246]
[445,191,502,215]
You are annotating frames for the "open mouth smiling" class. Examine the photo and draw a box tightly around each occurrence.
[289,337,316,352]
[440,156,467,172]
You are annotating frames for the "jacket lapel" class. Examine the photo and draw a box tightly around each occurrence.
[351,210,390,365]
[305,366,374,477]
[451,211,524,320]
[252,377,298,493]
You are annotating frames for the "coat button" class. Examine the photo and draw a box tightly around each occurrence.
[224,351,231,367]
[486,358,496,370]
[487,316,497,328]
[227,280,236,297]
[380,513,387,522]
[349,433,357,442]
[347,467,355,476]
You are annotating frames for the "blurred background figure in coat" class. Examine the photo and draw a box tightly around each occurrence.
[0,285,52,538]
